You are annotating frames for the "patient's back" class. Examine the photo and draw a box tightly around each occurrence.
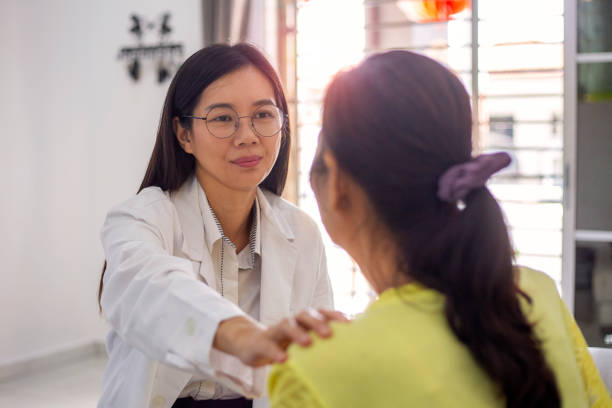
[268,268,591,408]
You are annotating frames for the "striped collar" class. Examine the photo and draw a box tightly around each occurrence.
[197,184,261,268]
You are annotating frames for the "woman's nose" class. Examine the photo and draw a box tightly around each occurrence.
[232,116,259,145]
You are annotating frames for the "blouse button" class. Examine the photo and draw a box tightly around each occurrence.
[185,317,197,336]
[151,395,166,408]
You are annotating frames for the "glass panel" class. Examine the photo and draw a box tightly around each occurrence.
[479,16,563,46]
[479,43,563,72]
[503,201,562,281]
[365,22,471,51]
[576,98,612,231]
[489,183,562,203]
[458,73,472,95]
[479,72,563,96]
[479,0,563,19]
[479,96,563,123]
[364,45,472,72]
[326,245,375,317]
[297,103,321,127]
[578,0,612,53]
[478,122,563,150]
[477,0,564,292]
[365,1,471,25]
[578,62,612,102]
[297,0,368,315]
[574,242,612,347]
[576,63,612,231]
[502,202,562,230]
[487,149,563,180]
[297,0,565,315]
[512,228,562,257]
[296,0,364,96]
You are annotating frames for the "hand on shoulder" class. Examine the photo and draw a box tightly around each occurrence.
[213,309,349,367]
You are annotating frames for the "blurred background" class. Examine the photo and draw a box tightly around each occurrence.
[1,0,611,405]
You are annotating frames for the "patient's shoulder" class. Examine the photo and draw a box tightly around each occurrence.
[516,266,559,300]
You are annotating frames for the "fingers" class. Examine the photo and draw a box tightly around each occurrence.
[317,308,350,323]
[241,310,352,367]
[295,309,332,338]
[268,317,312,347]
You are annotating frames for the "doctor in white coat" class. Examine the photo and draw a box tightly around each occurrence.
[97,43,337,408]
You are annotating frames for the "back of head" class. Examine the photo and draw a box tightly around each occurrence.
[318,51,560,407]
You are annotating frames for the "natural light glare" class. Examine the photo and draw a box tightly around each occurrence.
[297,0,372,316]
[295,0,565,315]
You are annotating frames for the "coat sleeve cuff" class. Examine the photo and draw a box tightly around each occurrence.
[210,348,266,398]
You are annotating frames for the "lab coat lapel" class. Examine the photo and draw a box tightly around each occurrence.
[171,175,216,290]
[257,189,297,326]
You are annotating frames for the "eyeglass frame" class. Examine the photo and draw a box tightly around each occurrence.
[181,104,288,139]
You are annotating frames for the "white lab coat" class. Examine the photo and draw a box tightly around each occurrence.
[98,175,333,408]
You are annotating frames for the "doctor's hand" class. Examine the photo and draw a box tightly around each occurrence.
[213,309,349,367]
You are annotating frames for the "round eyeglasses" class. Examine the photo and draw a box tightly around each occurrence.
[182,105,287,139]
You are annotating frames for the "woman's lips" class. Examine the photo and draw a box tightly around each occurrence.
[231,156,262,168]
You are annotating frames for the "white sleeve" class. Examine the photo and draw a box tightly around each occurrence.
[100,195,248,380]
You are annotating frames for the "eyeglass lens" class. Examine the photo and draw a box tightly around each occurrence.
[206,106,283,138]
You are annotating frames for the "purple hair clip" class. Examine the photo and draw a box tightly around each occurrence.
[437,152,511,210]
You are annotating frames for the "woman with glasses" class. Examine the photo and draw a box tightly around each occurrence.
[97,44,341,408]
[268,51,611,407]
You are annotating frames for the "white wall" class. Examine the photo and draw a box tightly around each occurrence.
[0,0,203,366]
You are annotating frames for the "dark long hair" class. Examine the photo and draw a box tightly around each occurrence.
[312,51,560,407]
[98,43,291,310]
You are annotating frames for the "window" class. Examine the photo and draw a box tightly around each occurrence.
[294,0,565,314]
[489,115,515,139]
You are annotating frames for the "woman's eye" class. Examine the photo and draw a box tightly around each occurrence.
[255,111,273,119]
[210,115,233,122]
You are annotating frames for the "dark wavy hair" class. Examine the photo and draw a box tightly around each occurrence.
[311,51,560,407]
[98,43,290,310]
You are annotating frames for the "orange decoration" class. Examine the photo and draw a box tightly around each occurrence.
[418,0,471,22]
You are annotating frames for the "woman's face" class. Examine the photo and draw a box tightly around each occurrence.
[309,140,354,249]
[176,65,282,193]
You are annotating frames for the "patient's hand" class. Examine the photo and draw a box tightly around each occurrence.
[213,309,349,367]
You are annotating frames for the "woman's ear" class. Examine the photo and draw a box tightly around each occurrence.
[322,151,352,213]
[173,117,193,154]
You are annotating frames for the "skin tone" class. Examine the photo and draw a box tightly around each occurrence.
[311,149,412,295]
[174,65,347,367]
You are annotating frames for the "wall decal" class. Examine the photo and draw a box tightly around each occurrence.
[117,12,184,83]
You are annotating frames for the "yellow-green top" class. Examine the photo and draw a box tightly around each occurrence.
[268,268,611,408]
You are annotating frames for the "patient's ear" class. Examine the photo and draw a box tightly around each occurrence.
[322,151,352,214]
[174,117,194,154]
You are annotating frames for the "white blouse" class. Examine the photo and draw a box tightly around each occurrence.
[98,174,333,408]
[179,186,263,400]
